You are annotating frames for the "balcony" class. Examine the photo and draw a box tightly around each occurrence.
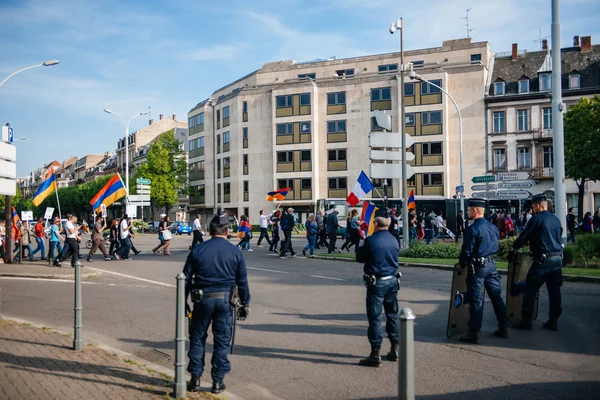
[533,166,554,179]
[533,128,553,140]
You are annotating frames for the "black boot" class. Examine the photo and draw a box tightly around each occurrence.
[513,318,533,330]
[542,319,558,331]
[493,325,509,339]
[359,348,382,367]
[187,376,201,392]
[386,344,398,362]
[459,332,479,344]
[212,381,226,394]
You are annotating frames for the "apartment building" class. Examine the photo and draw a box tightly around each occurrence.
[187,38,492,219]
[55,156,78,188]
[73,153,110,183]
[486,36,600,214]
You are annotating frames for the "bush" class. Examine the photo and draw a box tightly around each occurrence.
[574,233,600,266]
[563,245,576,266]
[407,242,461,259]
[497,237,517,260]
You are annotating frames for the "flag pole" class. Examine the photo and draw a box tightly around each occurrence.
[54,187,62,220]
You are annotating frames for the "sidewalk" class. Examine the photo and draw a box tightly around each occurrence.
[0,319,214,399]
[0,261,100,279]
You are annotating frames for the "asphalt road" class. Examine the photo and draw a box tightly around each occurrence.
[2,234,599,399]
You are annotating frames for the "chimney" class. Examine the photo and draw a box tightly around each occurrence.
[172,114,176,120]
[542,39,548,51]
[149,119,154,125]
[581,36,592,52]
[574,35,580,47]
[159,113,163,120]
[511,43,518,61]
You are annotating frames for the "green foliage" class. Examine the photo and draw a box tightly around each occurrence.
[574,233,600,266]
[131,130,187,210]
[497,236,517,260]
[407,242,461,259]
[563,245,576,266]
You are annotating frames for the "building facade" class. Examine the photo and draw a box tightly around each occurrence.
[486,36,600,215]
[73,153,110,184]
[187,38,492,219]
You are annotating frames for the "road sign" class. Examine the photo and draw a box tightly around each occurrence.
[472,191,498,199]
[498,182,533,189]
[137,184,151,190]
[44,207,54,219]
[471,184,497,191]
[129,201,151,207]
[472,175,496,183]
[370,150,415,161]
[455,185,464,193]
[0,141,16,161]
[370,163,416,180]
[0,178,16,196]
[369,132,415,149]
[21,211,33,221]
[497,172,532,181]
[0,159,16,179]
[2,126,14,143]
[136,178,151,185]
[137,190,151,195]
[371,110,392,131]
[498,190,532,199]
[129,194,150,201]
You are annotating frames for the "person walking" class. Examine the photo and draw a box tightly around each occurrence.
[118,215,133,260]
[302,214,318,257]
[268,210,281,254]
[388,209,401,245]
[184,214,250,394]
[315,210,327,249]
[495,211,506,238]
[153,216,172,255]
[408,210,417,245]
[593,211,600,233]
[326,208,340,254]
[54,214,80,267]
[279,208,299,258]
[455,210,465,244]
[581,212,593,233]
[566,208,578,244]
[505,213,515,237]
[87,215,111,262]
[48,217,64,262]
[236,215,253,251]
[424,211,434,244]
[435,213,446,241]
[256,210,272,248]
[15,221,35,261]
[31,217,47,261]
[340,211,354,253]
[109,219,121,259]
[191,214,205,248]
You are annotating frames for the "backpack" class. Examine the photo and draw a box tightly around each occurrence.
[280,215,289,231]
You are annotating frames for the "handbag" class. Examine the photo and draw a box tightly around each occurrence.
[162,230,172,240]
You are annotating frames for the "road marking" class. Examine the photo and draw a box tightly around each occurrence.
[90,268,176,288]
[0,277,97,284]
[247,267,289,274]
[310,275,346,281]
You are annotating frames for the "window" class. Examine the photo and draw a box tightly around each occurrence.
[223,157,230,170]
[301,150,311,161]
[216,109,220,128]
[299,93,311,106]
[197,137,204,148]
[196,113,204,129]
[243,154,248,166]
[423,173,443,186]
[471,54,482,64]
[243,181,249,192]
[223,106,230,119]
[276,95,293,108]
[422,142,442,155]
[371,87,391,101]
[412,60,424,69]
[243,127,248,140]
[277,151,293,163]
[301,178,312,190]
[327,120,347,133]
[223,131,230,144]
[278,179,294,190]
[217,159,221,175]
[298,73,316,80]
[518,79,529,93]
[421,79,442,94]
[494,82,505,95]
[300,121,311,133]
[543,146,554,168]
[421,111,442,125]
[189,139,195,150]
[188,117,195,128]
[224,182,230,194]
[493,148,506,170]
[335,68,354,77]
[404,82,414,96]
[405,113,415,126]
[328,177,347,189]
[518,147,531,169]
[327,92,346,105]
[378,64,398,73]
[328,149,347,161]
[276,123,293,135]
[517,109,530,131]
[543,107,553,129]
[242,101,248,113]
[493,111,506,133]
[540,73,551,91]
[569,74,581,89]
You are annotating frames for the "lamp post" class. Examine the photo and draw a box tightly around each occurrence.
[206,98,218,215]
[1,60,59,264]
[103,109,148,200]
[408,69,465,215]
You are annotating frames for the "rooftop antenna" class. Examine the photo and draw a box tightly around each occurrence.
[533,28,550,50]
[462,8,477,38]
[147,106,152,122]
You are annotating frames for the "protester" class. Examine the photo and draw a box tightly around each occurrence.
[87,215,111,262]
[268,210,281,254]
[256,210,272,248]
[118,215,134,260]
[109,219,121,259]
[566,208,578,243]
[236,215,253,251]
[49,217,64,261]
[302,214,318,257]
[326,208,340,254]
[31,217,47,261]
[581,212,593,233]
[153,216,172,255]
[279,208,299,258]
[15,221,35,261]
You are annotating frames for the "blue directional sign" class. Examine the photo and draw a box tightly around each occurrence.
[7,127,13,143]
[455,185,464,193]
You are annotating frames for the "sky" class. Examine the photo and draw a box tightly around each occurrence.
[1,0,599,176]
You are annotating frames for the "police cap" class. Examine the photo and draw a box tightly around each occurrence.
[531,194,547,203]
[210,214,229,226]
[375,209,390,218]
[467,198,486,208]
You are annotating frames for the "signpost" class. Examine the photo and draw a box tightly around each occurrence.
[472,175,496,183]
[471,184,497,191]
[136,178,151,185]
[1,126,14,144]
[498,182,533,189]
[134,181,151,233]
[497,172,532,181]
[129,194,150,202]
[498,190,532,199]
[472,191,499,199]
[455,185,464,193]
[370,163,416,180]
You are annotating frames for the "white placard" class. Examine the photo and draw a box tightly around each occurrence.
[21,211,34,221]
[126,205,137,218]
[44,207,55,219]
[101,204,107,218]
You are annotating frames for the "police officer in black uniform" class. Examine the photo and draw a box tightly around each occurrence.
[356,209,400,366]
[459,199,509,344]
[184,214,250,394]
[512,194,563,331]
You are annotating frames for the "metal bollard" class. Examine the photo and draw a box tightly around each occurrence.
[398,308,415,400]
[174,273,187,399]
[73,261,83,350]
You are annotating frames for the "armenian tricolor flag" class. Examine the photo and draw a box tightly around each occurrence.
[32,168,57,206]
[360,201,378,237]
[11,206,20,223]
[90,173,127,213]
[266,187,291,202]
[407,189,415,210]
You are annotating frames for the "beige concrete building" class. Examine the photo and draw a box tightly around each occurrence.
[187,38,493,219]
[73,153,110,184]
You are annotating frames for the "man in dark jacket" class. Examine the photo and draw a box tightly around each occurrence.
[326,208,340,253]
[279,208,299,258]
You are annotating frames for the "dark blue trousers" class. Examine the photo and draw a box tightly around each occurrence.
[466,262,508,334]
[366,278,399,348]
[188,293,233,381]
[523,256,562,320]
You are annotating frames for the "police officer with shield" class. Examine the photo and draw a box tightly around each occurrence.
[184,214,250,394]
[512,194,563,331]
[458,199,509,344]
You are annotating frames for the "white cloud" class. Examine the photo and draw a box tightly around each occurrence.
[182,44,250,61]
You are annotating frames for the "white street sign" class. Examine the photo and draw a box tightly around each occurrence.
[498,182,533,189]
[21,211,33,221]
[472,191,498,199]
[369,132,415,149]
[497,172,532,181]
[0,159,16,179]
[129,201,151,207]
[370,163,416,180]
[498,190,532,199]
[137,184,151,190]
[44,207,55,219]
[129,194,150,201]
[370,150,415,161]
[126,205,138,218]
[0,141,16,161]
[0,178,16,196]
[471,184,497,191]
[2,126,14,143]
[371,110,392,131]
[137,190,151,195]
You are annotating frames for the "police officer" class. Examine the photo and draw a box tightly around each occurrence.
[356,209,400,366]
[458,199,509,344]
[511,194,563,331]
[183,214,250,394]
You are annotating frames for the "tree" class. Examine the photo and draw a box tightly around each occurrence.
[132,129,187,211]
[564,95,600,220]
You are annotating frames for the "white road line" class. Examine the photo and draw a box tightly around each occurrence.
[310,275,346,281]
[247,267,289,274]
[0,277,97,284]
[90,268,176,288]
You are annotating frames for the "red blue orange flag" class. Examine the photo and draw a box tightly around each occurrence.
[32,168,57,206]
[360,201,378,236]
[266,187,291,202]
[90,173,127,213]
[407,189,415,210]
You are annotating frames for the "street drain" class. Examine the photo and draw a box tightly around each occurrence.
[135,348,173,367]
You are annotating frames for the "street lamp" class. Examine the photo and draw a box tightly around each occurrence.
[206,98,218,215]
[0,60,59,89]
[408,67,465,215]
[103,109,149,199]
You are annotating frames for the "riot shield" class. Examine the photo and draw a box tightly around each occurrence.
[506,252,539,323]
[447,263,481,338]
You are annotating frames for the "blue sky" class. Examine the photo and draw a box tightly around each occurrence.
[1,0,598,176]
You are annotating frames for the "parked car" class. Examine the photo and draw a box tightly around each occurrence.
[171,222,192,235]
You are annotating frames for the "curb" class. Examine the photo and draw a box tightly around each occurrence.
[3,317,244,400]
[313,256,600,284]
[0,267,101,280]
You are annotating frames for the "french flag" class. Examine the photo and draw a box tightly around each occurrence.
[346,171,374,206]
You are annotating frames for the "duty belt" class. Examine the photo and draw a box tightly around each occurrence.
[545,251,563,257]
[203,291,229,299]
[377,275,395,281]
[477,256,494,264]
